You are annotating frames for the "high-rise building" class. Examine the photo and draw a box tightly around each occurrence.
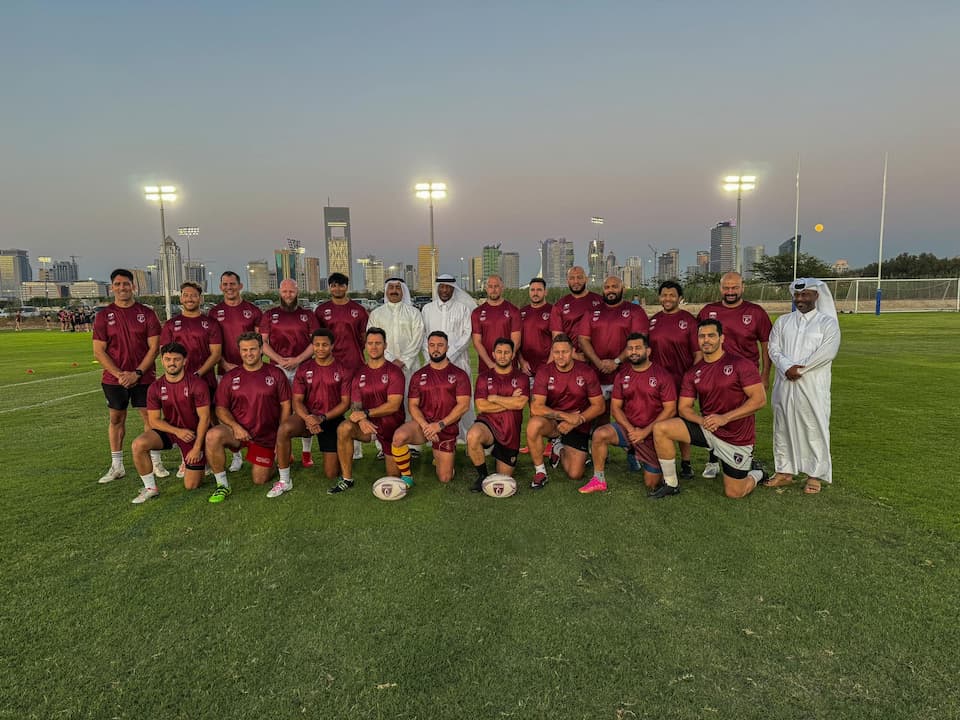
[0,249,32,299]
[132,269,151,295]
[276,239,307,288]
[69,281,110,299]
[588,238,605,285]
[183,261,207,290]
[49,259,79,283]
[696,251,710,275]
[403,264,417,291]
[501,252,520,289]
[470,256,483,293]
[304,256,321,293]
[417,245,438,294]
[157,237,183,301]
[605,251,618,278]
[482,244,502,281]
[710,222,736,274]
[657,248,680,281]
[324,207,353,289]
[358,255,385,294]
[742,245,766,279]
[778,235,801,257]
[539,238,575,287]
[246,260,270,294]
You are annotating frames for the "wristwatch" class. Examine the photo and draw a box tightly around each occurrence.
[438,421,446,430]
[134,369,144,377]
[363,409,371,418]
[614,358,621,366]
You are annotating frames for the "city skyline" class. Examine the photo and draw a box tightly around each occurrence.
[3,2,958,284]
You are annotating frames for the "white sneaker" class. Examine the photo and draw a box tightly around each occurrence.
[153,463,170,479]
[98,466,125,484]
[176,462,186,479]
[702,462,720,479]
[228,454,244,472]
[132,487,160,504]
[266,480,291,498]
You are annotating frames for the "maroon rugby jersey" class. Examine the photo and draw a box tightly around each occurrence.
[210,301,262,366]
[612,362,677,429]
[263,306,319,358]
[519,302,554,374]
[314,300,368,370]
[697,301,772,369]
[475,366,530,450]
[577,302,650,384]
[532,360,602,414]
[160,314,223,389]
[408,363,472,443]
[292,359,350,416]
[549,292,603,351]
[147,374,211,430]
[680,354,762,446]
[215,364,292,447]
[471,301,522,369]
[351,362,407,431]
[648,309,699,379]
[93,302,162,385]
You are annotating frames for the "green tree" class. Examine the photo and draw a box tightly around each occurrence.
[751,252,832,282]
[854,252,960,278]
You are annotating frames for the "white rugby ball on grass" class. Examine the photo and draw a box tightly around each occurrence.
[373,476,408,501]
[481,473,517,498]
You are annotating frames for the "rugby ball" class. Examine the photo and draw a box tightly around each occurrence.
[373,476,408,501]
[481,473,517,498]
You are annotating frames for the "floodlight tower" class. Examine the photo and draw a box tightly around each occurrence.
[722,175,757,275]
[414,181,447,286]
[144,184,177,319]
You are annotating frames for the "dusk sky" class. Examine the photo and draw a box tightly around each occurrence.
[3,0,958,284]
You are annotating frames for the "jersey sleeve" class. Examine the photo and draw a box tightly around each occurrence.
[214,374,231,407]
[159,322,173,345]
[532,366,550,396]
[193,378,211,407]
[680,367,697,398]
[146,308,162,336]
[583,365,603,398]
[456,368,472,396]
[631,308,650,334]
[757,310,773,343]
[658,371,678,403]
[549,304,563,334]
[92,311,108,341]
[737,358,763,387]
[470,308,482,336]
[207,319,223,345]
[292,365,308,396]
[407,373,421,400]
[474,374,490,400]
[387,367,406,396]
[276,370,293,402]
[146,383,161,411]
[509,304,521,333]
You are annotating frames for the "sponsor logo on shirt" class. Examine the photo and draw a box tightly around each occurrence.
[419,373,428,386]
[479,310,487,321]
[160,385,169,401]
[323,309,332,319]
[547,375,556,390]
[358,373,367,388]
[231,376,241,389]
[708,311,718,319]
[305,370,314,384]
[217,309,226,320]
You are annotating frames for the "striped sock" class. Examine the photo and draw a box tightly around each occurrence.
[392,444,412,478]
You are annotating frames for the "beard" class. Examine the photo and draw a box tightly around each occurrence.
[430,352,447,363]
[628,353,647,366]
[604,293,623,306]
[280,298,299,310]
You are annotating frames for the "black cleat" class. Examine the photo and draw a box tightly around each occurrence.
[679,461,694,480]
[327,478,355,494]
[647,482,681,499]
[750,459,769,485]
[470,478,484,493]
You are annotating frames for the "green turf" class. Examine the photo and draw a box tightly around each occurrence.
[1,316,958,719]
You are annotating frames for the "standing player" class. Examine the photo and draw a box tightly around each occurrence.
[526,335,605,489]
[550,266,603,360]
[270,329,350,498]
[648,280,701,480]
[697,271,773,478]
[651,319,767,500]
[518,277,553,380]
[129,342,211,503]
[92,268,165,483]
[582,333,677,493]
[471,274,521,371]
[159,282,222,395]
[466,338,530,492]
[390,332,472,487]
[329,328,407,493]
[261,278,319,466]
[206,332,292,503]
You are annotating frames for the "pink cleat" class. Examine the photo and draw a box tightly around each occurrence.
[578,477,608,494]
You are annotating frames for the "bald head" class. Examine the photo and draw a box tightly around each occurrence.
[279,278,299,309]
[567,266,587,296]
[720,272,744,307]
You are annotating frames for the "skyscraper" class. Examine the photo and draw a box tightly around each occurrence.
[696,251,710,275]
[183,261,207,289]
[742,245,766,279]
[304,256,321,293]
[778,235,801,257]
[482,244,502,280]
[0,249,32,299]
[710,222,736,274]
[324,207,353,289]
[275,239,306,287]
[358,256,385,294]
[50,259,79,283]
[657,248,680,281]
[417,245,438,294]
[157,237,183,300]
[588,238,605,285]
[539,238,575,287]
[246,260,270,294]
[470,256,483,292]
[501,252,520,289]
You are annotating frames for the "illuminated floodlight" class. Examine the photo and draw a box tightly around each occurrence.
[591,216,604,225]
[178,226,199,236]
[415,181,447,199]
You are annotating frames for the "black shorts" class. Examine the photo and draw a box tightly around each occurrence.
[313,416,343,453]
[153,430,205,470]
[681,419,748,480]
[560,428,591,454]
[476,420,519,468]
[102,383,149,410]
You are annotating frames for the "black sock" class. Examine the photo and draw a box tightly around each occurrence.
[681,459,691,469]
[474,463,488,482]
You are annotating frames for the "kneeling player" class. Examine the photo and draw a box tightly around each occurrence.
[270,329,350,498]
[466,338,530,492]
[526,335,605,489]
[130,342,211,503]
[391,331,471,486]
[329,327,406,493]
[584,333,676,493]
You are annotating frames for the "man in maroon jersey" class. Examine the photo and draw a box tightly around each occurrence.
[391,331,472,486]
[466,338,530,492]
[206,332,292,503]
[648,280,701,480]
[519,277,553,381]
[471,274,521,371]
[578,275,650,392]
[328,327,406,494]
[92,268,164,484]
[269,329,351,498]
[261,278,319,466]
[527,335,606,489]
[582,333,677,494]
[160,282,222,392]
[696,271,773,479]
[129,342,212,504]
[651,318,768,500]
[549,266,603,360]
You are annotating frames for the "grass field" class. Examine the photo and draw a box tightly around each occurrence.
[1,315,958,719]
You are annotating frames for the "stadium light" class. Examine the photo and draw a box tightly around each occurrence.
[721,175,757,274]
[144,184,177,319]
[415,181,447,286]
[38,256,51,307]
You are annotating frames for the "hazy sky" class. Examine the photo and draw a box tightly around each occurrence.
[3,0,958,284]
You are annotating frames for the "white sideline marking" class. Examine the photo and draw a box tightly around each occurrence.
[0,389,101,414]
[1,370,99,388]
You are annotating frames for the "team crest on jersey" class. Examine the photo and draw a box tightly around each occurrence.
[381,373,389,384]
[723,365,734,376]
[334,371,341,382]
[183,386,189,397]
[679,320,688,329]
[243,310,252,319]
[201,320,209,329]
[733,453,744,464]
[137,313,145,323]
[742,315,752,325]
[576,376,585,387]
[542,311,550,320]
[265,376,276,386]
[447,374,457,384]
[351,309,359,318]
[649,376,658,387]
[511,378,519,388]
[503,309,511,318]
[300,314,308,323]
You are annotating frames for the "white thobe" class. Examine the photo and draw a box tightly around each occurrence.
[368,302,425,412]
[422,298,475,441]
[768,309,841,483]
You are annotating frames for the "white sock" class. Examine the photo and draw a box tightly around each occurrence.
[535,464,546,475]
[302,436,313,453]
[660,458,678,487]
[111,451,123,468]
[214,472,230,488]
[279,466,291,484]
[150,451,164,466]
[748,469,763,486]
[229,452,243,469]
[342,476,353,484]
[140,472,156,490]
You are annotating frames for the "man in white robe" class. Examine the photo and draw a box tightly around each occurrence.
[421,274,476,443]
[765,278,841,494]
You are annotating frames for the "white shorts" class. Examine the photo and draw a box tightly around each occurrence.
[699,426,753,473]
